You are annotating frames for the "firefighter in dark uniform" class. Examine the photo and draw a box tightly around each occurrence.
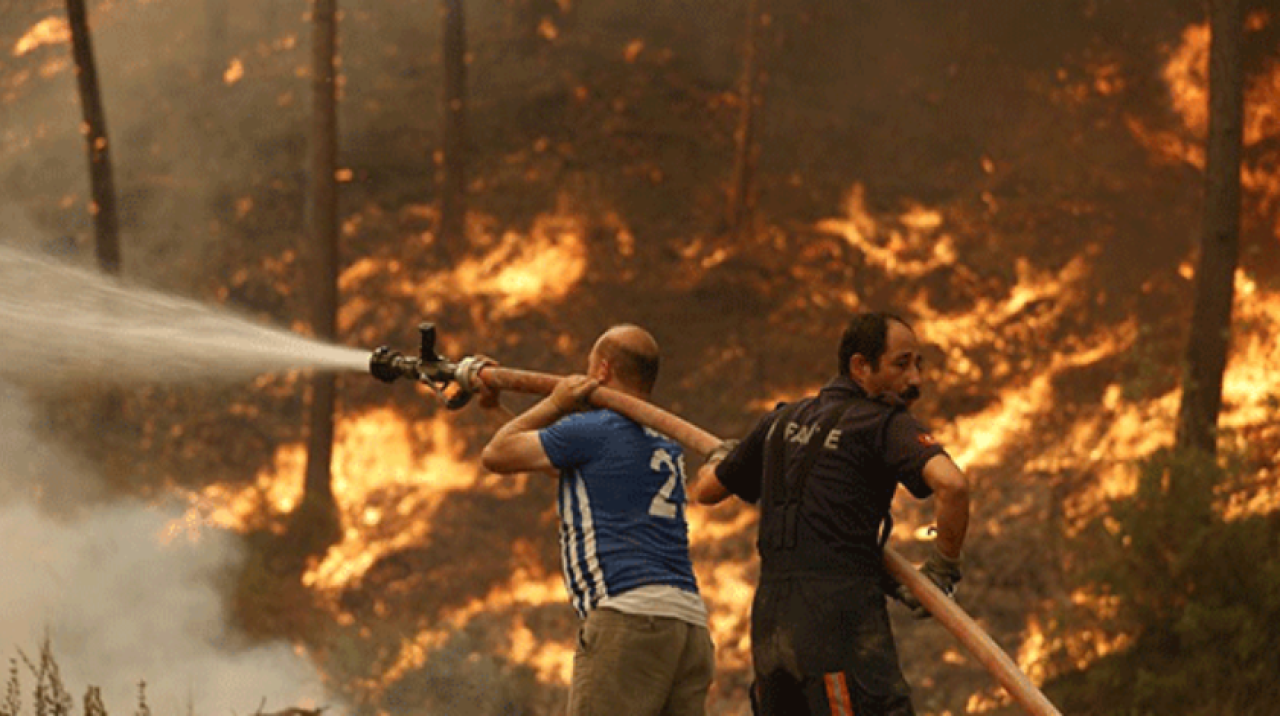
[691,311,971,716]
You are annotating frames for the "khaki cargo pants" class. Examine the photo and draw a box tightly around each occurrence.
[569,607,715,716]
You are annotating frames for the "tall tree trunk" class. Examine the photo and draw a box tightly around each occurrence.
[726,0,764,238]
[297,0,340,549]
[1175,0,1245,455]
[438,0,468,260]
[65,0,120,274]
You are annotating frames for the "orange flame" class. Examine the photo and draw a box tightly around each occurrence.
[375,570,570,689]
[13,17,69,57]
[338,206,591,341]
[449,214,588,316]
[1163,24,1211,137]
[305,409,485,592]
[172,408,485,592]
[686,506,759,676]
[814,183,957,278]
[1136,20,1280,178]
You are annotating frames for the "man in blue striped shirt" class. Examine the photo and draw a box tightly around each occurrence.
[482,325,714,716]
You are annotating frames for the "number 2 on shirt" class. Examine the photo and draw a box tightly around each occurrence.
[648,448,686,518]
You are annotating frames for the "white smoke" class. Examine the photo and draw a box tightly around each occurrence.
[0,381,339,716]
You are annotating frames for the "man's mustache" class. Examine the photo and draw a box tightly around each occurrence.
[901,386,921,402]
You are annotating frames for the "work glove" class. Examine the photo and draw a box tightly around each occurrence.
[890,547,963,619]
[705,439,740,465]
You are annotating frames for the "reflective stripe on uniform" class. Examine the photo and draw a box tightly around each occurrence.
[823,672,855,716]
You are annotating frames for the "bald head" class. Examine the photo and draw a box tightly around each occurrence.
[589,324,660,395]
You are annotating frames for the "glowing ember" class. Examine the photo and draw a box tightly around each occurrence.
[966,689,1008,713]
[223,57,245,85]
[624,39,645,63]
[13,17,69,57]
[537,18,559,42]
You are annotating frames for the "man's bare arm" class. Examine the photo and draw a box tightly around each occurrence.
[689,461,733,505]
[480,376,597,476]
[921,453,970,559]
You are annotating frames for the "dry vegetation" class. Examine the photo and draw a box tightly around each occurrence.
[2,640,126,716]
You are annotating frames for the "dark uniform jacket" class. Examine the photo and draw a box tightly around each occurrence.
[715,376,946,581]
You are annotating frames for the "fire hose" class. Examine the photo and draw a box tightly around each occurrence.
[370,323,1063,716]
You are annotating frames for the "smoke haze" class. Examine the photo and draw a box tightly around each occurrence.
[0,381,337,715]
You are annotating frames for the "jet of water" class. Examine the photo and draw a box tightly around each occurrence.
[0,245,370,385]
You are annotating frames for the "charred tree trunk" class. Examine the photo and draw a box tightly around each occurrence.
[438,0,468,260]
[726,0,765,238]
[1175,0,1245,455]
[65,0,119,274]
[296,0,341,550]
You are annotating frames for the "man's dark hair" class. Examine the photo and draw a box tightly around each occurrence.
[837,311,910,376]
[600,339,660,394]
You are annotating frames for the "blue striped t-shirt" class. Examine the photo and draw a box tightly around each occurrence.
[539,409,700,618]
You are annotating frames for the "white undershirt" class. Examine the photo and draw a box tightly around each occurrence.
[597,584,709,628]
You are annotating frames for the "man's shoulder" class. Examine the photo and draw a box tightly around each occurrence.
[553,410,677,448]
[552,409,618,431]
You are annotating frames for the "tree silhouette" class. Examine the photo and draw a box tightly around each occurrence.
[296,0,342,550]
[1176,0,1245,455]
[65,0,120,274]
[726,0,767,239]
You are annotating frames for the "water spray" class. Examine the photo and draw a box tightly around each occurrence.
[369,322,1064,716]
[0,246,369,385]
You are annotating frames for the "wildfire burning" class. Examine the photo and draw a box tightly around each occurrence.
[338,206,591,348]
[448,214,588,317]
[1131,12,1280,221]
[27,4,1271,712]
[373,569,571,690]
[815,182,958,279]
[171,397,769,699]
[12,17,69,57]
[175,409,484,591]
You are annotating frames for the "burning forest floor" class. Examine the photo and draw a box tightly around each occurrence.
[4,1,1280,714]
